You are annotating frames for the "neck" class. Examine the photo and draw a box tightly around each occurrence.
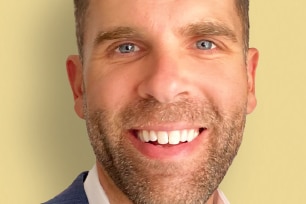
[96,161,133,204]
[207,190,219,204]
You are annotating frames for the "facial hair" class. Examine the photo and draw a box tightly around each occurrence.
[84,97,247,204]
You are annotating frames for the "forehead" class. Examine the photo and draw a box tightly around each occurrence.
[85,0,242,41]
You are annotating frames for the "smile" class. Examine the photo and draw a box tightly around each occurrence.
[136,128,206,145]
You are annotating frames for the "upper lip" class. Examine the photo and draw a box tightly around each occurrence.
[130,122,206,132]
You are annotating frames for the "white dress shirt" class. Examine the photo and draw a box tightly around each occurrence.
[84,165,230,204]
[84,164,110,204]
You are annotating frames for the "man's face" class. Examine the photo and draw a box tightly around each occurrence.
[68,0,258,203]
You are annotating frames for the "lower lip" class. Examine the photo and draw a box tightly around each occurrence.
[127,130,207,161]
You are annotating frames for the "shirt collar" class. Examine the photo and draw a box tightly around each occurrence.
[84,164,230,204]
[84,164,110,204]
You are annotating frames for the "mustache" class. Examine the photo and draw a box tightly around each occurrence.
[114,97,221,129]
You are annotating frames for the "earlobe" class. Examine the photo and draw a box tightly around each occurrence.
[66,55,85,119]
[246,48,259,114]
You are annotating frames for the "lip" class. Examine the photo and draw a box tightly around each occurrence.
[127,126,208,161]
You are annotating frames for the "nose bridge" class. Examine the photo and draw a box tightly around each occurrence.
[137,51,189,103]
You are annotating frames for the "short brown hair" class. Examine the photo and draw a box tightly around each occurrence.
[73,0,89,59]
[73,0,250,58]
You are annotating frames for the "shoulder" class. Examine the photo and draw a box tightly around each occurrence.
[43,171,89,204]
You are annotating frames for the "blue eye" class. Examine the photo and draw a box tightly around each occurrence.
[115,43,140,53]
[196,40,216,50]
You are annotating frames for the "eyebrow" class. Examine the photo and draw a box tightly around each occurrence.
[93,21,238,48]
[178,21,238,42]
[94,27,140,47]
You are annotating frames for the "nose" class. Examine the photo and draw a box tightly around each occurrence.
[137,54,190,103]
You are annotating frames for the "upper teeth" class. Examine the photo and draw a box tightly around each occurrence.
[137,129,200,145]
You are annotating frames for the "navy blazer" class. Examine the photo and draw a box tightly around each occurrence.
[43,172,89,204]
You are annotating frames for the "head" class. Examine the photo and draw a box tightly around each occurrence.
[67,0,258,203]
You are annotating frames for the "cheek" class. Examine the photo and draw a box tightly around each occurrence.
[84,66,139,111]
[194,61,249,110]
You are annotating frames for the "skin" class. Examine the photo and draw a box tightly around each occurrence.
[67,0,258,203]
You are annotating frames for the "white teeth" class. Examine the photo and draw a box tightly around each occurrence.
[157,131,168,144]
[143,130,150,142]
[138,131,145,142]
[187,129,195,142]
[137,129,201,145]
[180,129,188,142]
[194,129,199,138]
[169,131,180,145]
[149,131,158,142]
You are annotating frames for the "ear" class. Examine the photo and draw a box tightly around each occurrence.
[66,55,85,119]
[246,48,259,114]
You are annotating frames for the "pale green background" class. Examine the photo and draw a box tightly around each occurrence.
[1,1,305,203]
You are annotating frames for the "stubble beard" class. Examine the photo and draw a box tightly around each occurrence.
[84,97,247,204]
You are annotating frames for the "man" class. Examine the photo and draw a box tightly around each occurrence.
[45,0,258,203]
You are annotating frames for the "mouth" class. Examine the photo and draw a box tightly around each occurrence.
[128,127,207,160]
[134,128,206,145]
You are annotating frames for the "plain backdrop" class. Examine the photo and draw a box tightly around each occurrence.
[1,1,306,203]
